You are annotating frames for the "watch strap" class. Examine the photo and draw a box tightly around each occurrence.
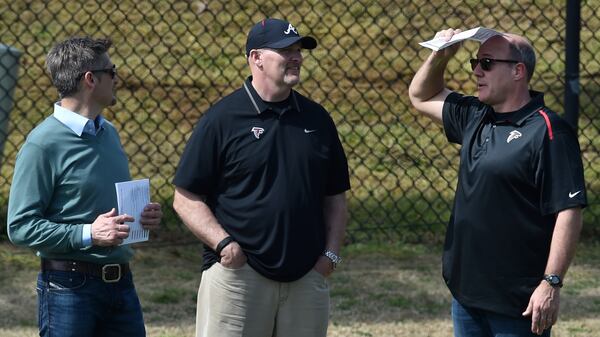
[323,249,342,268]
[215,236,234,257]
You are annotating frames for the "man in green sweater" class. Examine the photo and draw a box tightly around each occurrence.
[7,37,162,337]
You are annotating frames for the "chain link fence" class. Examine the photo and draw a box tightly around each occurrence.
[0,0,598,244]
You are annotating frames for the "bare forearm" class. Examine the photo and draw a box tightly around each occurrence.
[409,52,450,102]
[172,187,229,249]
[523,208,582,334]
[407,52,455,123]
[323,193,348,253]
[408,29,463,123]
[544,208,583,279]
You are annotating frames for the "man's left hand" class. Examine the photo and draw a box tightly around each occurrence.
[522,281,560,335]
[140,202,162,230]
[313,255,334,277]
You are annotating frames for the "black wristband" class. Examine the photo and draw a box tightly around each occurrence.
[215,236,234,256]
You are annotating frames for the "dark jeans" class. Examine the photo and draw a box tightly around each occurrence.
[37,270,145,337]
[452,298,551,337]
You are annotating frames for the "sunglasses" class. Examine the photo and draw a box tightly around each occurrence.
[90,66,117,79]
[79,65,117,79]
[469,58,519,71]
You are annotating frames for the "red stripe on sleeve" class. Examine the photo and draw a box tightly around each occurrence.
[538,109,554,141]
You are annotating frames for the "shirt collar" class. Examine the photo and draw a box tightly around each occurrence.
[53,102,105,136]
[491,90,545,126]
[243,76,301,115]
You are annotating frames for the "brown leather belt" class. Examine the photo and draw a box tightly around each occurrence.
[41,258,130,283]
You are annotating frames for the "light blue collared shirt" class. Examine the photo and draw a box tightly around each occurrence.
[53,103,106,137]
[53,103,106,247]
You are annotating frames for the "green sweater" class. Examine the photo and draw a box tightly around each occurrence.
[7,116,134,263]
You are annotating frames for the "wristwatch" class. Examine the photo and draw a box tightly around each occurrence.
[323,250,342,269]
[543,274,563,288]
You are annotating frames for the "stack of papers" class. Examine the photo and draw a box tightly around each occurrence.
[419,27,503,51]
[116,178,151,245]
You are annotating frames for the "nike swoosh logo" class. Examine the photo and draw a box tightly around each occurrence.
[304,129,316,133]
[569,191,581,198]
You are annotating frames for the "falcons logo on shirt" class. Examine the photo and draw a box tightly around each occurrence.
[251,127,265,139]
[507,130,522,143]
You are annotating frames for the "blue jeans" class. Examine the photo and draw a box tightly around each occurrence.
[37,270,145,337]
[452,298,551,337]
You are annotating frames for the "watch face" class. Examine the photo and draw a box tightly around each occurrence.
[545,274,561,286]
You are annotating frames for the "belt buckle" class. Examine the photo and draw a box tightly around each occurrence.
[102,264,121,283]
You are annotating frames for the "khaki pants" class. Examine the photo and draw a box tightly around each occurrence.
[195,263,329,337]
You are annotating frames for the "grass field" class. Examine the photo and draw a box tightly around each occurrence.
[0,0,599,241]
[1,241,599,337]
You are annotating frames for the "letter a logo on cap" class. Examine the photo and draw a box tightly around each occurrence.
[283,24,298,35]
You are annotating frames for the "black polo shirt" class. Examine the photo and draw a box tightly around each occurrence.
[173,77,350,282]
[441,91,587,317]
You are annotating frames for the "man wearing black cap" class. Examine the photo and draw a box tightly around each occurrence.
[173,18,350,337]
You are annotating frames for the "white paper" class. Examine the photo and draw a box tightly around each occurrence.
[115,178,150,245]
[418,27,503,51]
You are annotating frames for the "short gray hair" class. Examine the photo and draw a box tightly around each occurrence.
[508,40,536,82]
[46,37,112,98]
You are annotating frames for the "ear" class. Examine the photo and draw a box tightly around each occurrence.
[249,50,263,68]
[513,63,527,81]
[81,71,96,89]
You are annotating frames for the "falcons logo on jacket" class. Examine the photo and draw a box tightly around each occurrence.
[251,127,265,139]
[507,130,522,143]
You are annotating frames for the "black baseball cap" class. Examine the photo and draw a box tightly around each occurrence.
[245,18,317,56]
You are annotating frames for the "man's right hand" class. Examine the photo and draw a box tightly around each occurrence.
[432,28,462,60]
[408,28,462,124]
[91,208,133,246]
[219,241,247,269]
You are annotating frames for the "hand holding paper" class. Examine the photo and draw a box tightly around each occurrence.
[115,178,152,245]
[90,208,133,246]
[140,202,162,231]
[419,27,503,51]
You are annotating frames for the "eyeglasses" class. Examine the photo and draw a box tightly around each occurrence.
[469,58,519,71]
